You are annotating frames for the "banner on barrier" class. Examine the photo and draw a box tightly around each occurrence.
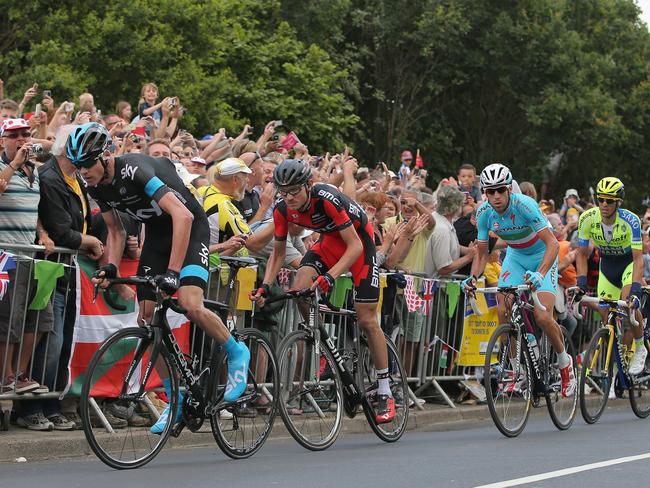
[66,256,190,397]
[458,291,499,366]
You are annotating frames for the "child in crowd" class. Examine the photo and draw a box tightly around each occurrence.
[457,164,481,203]
[137,82,164,122]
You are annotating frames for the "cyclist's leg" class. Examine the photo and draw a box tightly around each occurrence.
[175,223,249,403]
[531,257,565,353]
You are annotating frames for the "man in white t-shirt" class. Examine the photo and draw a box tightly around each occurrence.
[425,185,477,277]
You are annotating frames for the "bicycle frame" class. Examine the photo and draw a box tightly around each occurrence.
[304,291,364,416]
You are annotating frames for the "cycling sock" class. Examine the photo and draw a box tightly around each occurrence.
[377,368,391,396]
[162,377,173,401]
[557,350,571,369]
[223,336,241,357]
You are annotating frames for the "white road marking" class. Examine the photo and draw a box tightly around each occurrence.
[473,452,650,488]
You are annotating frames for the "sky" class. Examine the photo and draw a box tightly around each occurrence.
[637,0,650,26]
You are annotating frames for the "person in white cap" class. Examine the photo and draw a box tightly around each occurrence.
[202,158,253,257]
[559,188,583,225]
[186,156,207,176]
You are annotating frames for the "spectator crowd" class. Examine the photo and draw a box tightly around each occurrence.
[1,79,649,432]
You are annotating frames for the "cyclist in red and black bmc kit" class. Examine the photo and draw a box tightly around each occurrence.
[250,159,395,423]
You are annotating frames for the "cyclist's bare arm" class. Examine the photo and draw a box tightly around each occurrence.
[102,209,126,268]
[469,240,489,279]
[262,238,287,285]
[632,248,644,284]
[535,228,560,277]
[575,242,590,277]
[326,225,362,280]
[158,192,194,272]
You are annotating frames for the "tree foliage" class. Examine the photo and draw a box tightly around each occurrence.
[1,0,649,206]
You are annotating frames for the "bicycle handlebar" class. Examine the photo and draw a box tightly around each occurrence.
[95,276,187,315]
[566,286,638,327]
[468,284,546,316]
[262,287,353,314]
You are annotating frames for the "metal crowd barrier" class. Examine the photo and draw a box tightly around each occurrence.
[0,241,610,432]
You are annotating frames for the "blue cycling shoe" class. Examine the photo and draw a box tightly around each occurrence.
[150,396,183,434]
[224,341,251,403]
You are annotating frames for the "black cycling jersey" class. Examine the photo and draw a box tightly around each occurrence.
[87,154,210,299]
[232,189,260,223]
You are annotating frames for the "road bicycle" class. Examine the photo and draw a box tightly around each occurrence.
[266,288,409,450]
[570,287,650,423]
[80,256,279,469]
[471,284,577,437]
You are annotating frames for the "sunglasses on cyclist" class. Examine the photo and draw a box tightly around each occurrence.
[597,197,619,205]
[3,131,31,139]
[485,186,508,196]
[277,186,304,197]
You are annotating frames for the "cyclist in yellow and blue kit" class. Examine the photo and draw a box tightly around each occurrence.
[463,163,576,397]
[576,177,647,375]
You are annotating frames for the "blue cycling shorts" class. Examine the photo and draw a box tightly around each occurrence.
[498,248,558,295]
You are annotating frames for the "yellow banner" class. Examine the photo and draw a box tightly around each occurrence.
[458,291,499,366]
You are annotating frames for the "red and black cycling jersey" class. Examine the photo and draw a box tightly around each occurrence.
[273,184,373,240]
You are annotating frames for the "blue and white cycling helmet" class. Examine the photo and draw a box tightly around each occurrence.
[480,163,512,189]
[66,122,112,168]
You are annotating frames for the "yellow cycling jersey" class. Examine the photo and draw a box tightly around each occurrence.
[202,185,250,247]
[577,207,642,258]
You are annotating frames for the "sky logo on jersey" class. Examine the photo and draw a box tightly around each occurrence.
[120,163,138,181]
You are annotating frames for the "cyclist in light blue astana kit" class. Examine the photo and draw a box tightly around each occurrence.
[462,163,576,397]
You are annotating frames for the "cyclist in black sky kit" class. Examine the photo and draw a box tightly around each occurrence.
[65,123,250,433]
[250,159,395,423]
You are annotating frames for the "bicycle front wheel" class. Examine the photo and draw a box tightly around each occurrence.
[484,324,532,438]
[358,334,409,442]
[629,340,650,418]
[542,326,578,430]
[210,328,279,459]
[80,327,178,470]
[579,327,613,424]
[277,329,344,451]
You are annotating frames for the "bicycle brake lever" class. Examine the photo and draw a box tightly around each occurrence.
[92,284,99,304]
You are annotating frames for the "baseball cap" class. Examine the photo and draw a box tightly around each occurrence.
[215,157,252,176]
[401,150,413,160]
[190,156,207,166]
[565,188,579,199]
[1,118,30,136]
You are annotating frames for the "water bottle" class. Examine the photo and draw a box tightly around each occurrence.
[526,333,540,364]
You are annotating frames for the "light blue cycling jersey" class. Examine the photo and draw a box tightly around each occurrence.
[476,193,550,254]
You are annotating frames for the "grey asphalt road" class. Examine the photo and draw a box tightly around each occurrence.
[3,409,650,488]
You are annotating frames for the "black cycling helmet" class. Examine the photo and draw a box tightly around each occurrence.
[66,122,111,168]
[273,159,311,187]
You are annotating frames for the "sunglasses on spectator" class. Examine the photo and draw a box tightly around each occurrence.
[485,186,508,196]
[597,197,619,205]
[3,131,31,139]
[278,186,304,197]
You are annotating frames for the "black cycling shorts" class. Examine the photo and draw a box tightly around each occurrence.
[301,229,379,303]
[137,212,211,301]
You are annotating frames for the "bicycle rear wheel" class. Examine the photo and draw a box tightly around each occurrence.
[579,327,613,424]
[210,328,279,459]
[484,324,532,438]
[629,340,650,418]
[277,329,343,451]
[357,335,409,442]
[542,327,578,430]
[80,327,178,470]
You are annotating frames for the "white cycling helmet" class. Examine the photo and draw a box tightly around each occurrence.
[480,163,513,189]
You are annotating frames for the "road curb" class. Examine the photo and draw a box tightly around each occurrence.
[0,399,635,464]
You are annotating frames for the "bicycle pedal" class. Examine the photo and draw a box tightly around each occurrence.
[170,420,186,437]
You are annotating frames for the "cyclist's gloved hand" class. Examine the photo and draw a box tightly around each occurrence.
[524,270,544,291]
[92,263,118,288]
[628,282,643,310]
[249,284,270,303]
[313,273,335,295]
[156,269,180,295]
[461,275,479,293]
[576,275,588,295]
